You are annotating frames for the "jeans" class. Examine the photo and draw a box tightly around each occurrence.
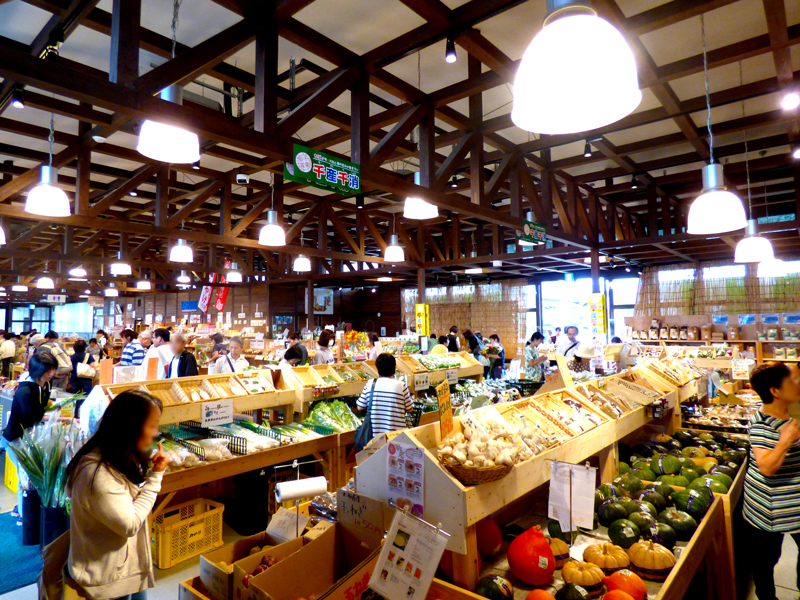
[0,437,23,517]
[111,591,147,600]
[1,357,12,379]
[747,521,800,600]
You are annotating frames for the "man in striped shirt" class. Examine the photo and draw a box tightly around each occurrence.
[744,362,800,600]
[356,353,413,437]
[119,329,146,366]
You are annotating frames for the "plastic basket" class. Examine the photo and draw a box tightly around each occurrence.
[409,403,424,427]
[151,498,224,569]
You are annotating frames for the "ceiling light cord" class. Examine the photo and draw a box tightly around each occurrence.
[48,113,54,166]
[171,0,183,58]
[701,14,714,164]
[740,61,752,216]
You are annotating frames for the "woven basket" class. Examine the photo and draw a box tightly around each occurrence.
[439,452,513,486]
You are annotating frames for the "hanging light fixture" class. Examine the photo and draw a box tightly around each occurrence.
[758,258,786,278]
[782,92,800,111]
[136,275,151,290]
[583,141,592,158]
[793,147,800,159]
[687,15,746,235]
[293,232,311,272]
[26,114,71,217]
[104,286,119,297]
[110,251,132,276]
[465,268,483,275]
[384,235,405,263]
[404,172,438,220]
[356,195,364,210]
[259,176,286,246]
[11,285,28,292]
[377,276,393,282]
[492,260,503,267]
[11,87,24,109]
[37,276,54,289]
[0,218,5,246]
[226,263,243,282]
[177,271,191,284]
[511,0,641,134]
[68,266,87,278]
[445,37,457,63]
[169,238,193,263]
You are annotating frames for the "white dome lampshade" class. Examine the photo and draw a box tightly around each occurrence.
[11,285,28,292]
[68,266,87,278]
[687,163,747,235]
[169,238,193,263]
[293,255,311,272]
[0,225,5,246]
[25,166,71,217]
[259,210,286,246]
[136,280,151,290]
[104,287,119,297]
[110,251,132,276]
[758,258,787,279]
[377,277,393,282]
[511,0,641,134]
[136,86,200,164]
[226,265,243,282]
[384,234,405,262]
[492,260,503,267]
[404,172,438,219]
[735,219,774,263]
[177,271,191,284]
[37,277,54,289]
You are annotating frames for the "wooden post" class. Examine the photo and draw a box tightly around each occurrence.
[307,275,314,330]
[590,249,601,294]
[254,19,278,135]
[75,104,92,216]
[468,55,484,207]
[109,0,141,88]
[219,182,231,235]
[350,72,369,167]
[417,268,426,305]
[155,165,169,228]
[452,524,480,591]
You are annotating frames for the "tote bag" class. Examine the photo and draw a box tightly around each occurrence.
[76,354,96,379]
[354,380,376,453]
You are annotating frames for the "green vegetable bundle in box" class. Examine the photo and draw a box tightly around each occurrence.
[304,400,361,433]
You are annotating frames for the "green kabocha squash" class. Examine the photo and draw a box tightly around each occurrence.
[731,450,747,465]
[681,446,705,459]
[736,440,750,451]
[657,475,690,488]
[474,576,514,600]
[627,512,657,535]
[599,500,629,527]
[673,430,696,447]
[613,474,644,497]
[672,489,712,520]
[636,490,667,513]
[642,523,677,551]
[619,462,630,475]
[707,472,733,489]
[632,460,651,471]
[548,519,578,544]
[607,519,641,549]
[554,583,590,600]
[645,484,675,504]
[598,483,621,501]
[621,499,657,517]
[650,455,681,475]
[689,477,727,495]
[628,467,657,482]
[594,490,605,512]
[657,508,698,541]
[698,433,714,442]
[713,464,739,478]
[680,466,703,482]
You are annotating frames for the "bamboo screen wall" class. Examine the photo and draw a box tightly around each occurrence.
[403,280,528,357]
[635,261,800,315]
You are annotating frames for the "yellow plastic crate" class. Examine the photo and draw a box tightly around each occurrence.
[4,453,18,493]
[151,498,224,569]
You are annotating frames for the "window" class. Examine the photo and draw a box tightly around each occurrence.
[658,268,695,282]
[53,303,93,338]
[610,277,640,305]
[609,277,639,340]
[541,277,605,341]
[702,264,745,279]
[523,285,539,341]
[783,260,800,275]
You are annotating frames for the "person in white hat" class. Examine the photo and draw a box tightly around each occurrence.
[568,342,598,373]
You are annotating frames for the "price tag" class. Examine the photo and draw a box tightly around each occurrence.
[237,312,246,319]
[445,368,458,385]
[414,372,429,391]
[436,380,453,438]
[201,399,233,427]
[731,359,753,380]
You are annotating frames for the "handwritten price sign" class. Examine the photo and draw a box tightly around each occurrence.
[436,380,453,439]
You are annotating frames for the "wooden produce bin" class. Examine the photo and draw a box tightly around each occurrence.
[313,364,367,397]
[454,351,484,377]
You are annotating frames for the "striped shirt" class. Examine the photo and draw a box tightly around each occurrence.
[356,378,413,436]
[120,340,146,367]
[743,410,800,532]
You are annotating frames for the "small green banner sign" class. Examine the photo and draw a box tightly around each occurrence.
[283,143,361,194]
[515,220,547,245]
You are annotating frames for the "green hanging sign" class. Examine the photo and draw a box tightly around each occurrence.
[283,143,361,195]
[515,220,547,245]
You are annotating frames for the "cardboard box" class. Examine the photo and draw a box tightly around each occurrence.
[701,325,711,340]
[245,522,380,600]
[232,536,306,600]
[181,578,216,600]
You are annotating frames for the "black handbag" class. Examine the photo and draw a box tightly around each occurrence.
[354,380,376,453]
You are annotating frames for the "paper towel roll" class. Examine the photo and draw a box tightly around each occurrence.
[274,476,328,503]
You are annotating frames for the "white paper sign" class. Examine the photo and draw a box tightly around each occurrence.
[732,358,754,380]
[238,312,246,319]
[445,368,458,385]
[250,340,265,350]
[267,506,311,543]
[369,510,448,600]
[548,461,596,531]
[200,399,233,427]
[387,441,424,517]
[414,372,429,391]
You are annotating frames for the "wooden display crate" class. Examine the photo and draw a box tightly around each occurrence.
[144,381,190,406]
[395,355,427,374]
[347,361,378,379]
[312,364,345,384]
[104,382,148,399]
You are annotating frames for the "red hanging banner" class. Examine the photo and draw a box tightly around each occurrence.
[213,259,232,312]
[198,273,217,313]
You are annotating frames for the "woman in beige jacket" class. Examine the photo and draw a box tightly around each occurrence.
[66,391,169,600]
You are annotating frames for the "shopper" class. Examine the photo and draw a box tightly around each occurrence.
[1,352,57,524]
[168,333,198,378]
[367,333,382,360]
[487,334,506,379]
[206,332,226,366]
[525,332,548,382]
[313,330,335,365]
[550,327,561,344]
[66,391,169,600]
[69,338,95,399]
[1,331,16,378]
[463,328,482,361]
[427,335,444,353]
[447,326,460,352]
[568,343,597,373]
[143,328,172,379]
[87,338,102,361]
[556,325,580,358]
[430,335,449,355]
[288,332,309,364]
[213,337,249,373]
[280,345,304,367]
[39,330,72,390]
[26,333,45,366]
[610,336,632,373]
[120,329,146,367]
[743,363,800,600]
[355,353,413,436]
[95,330,109,357]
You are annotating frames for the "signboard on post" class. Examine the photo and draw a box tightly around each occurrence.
[283,144,361,195]
[436,380,453,439]
[415,303,429,337]
[588,293,607,335]
[514,220,547,245]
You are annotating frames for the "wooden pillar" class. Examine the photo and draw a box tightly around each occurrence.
[590,249,601,294]
[306,276,314,330]
[155,165,169,227]
[452,525,480,591]
[419,106,435,188]
[468,55,484,206]
[451,216,461,260]
[219,182,231,235]
[509,157,521,219]
[350,72,369,167]
[254,19,278,135]
[417,268,426,305]
[588,191,599,245]
[75,103,92,216]
[109,0,140,87]
[647,185,658,237]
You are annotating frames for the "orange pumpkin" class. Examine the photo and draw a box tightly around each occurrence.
[525,591,556,600]
[582,542,630,574]
[508,526,555,585]
[604,591,635,600]
[561,561,604,597]
[547,536,570,568]
[602,570,647,600]
[476,519,503,557]
[627,541,677,581]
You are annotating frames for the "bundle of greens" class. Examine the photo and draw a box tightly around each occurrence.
[304,400,361,432]
[272,423,324,441]
[8,410,85,508]
[418,355,461,370]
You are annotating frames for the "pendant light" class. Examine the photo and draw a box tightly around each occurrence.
[384,214,405,262]
[104,285,119,297]
[511,0,641,134]
[226,263,243,282]
[492,260,503,267]
[259,175,286,246]
[687,15,746,234]
[735,88,774,264]
[110,251,132,276]
[292,233,311,272]
[404,172,438,220]
[169,238,193,263]
[26,114,71,217]
[0,218,6,246]
[11,285,27,292]
[68,266,87,278]
[136,2,199,164]
[377,277,393,282]
[136,272,151,290]
[37,277,54,289]
[445,37,457,63]
[177,270,191,284]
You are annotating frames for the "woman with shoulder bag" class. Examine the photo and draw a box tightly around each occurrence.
[70,339,96,412]
[354,353,413,451]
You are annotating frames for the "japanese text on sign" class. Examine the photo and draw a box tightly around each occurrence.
[514,219,547,245]
[414,372,429,392]
[445,368,458,385]
[436,380,453,439]
[284,143,361,194]
[201,399,233,427]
